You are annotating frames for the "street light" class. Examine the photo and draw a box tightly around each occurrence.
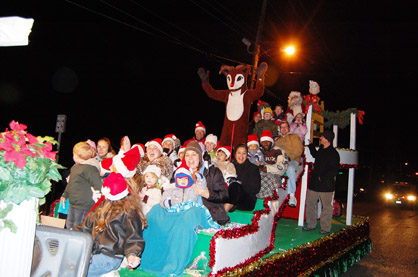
[283,46,295,55]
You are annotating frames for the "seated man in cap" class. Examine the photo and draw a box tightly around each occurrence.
[275,120,304,207]
[257,130,289,199]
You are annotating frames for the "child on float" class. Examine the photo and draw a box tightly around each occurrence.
[290,112,308,142]
[173,146,185,170]
[212,146,238,186]
[247,133,265,167]
[60,141,103,229]
[139,165,169,215]
[74,172,147,276]
[203,134,218,163]
[161,159,207,208]
[162,134,179,163]
[140,157,219,276]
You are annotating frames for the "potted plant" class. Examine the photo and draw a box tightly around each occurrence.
[0,120,63,276]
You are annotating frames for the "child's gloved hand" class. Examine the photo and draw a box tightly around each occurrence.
[194,173,207,189]
[91,187,101,202]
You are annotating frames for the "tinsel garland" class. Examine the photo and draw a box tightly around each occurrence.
[323,108,365,129]
[223,217,371,276]
[209,190,290,276]
[207,154,360,276]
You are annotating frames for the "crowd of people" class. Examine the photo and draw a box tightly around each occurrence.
[58,103,342,276]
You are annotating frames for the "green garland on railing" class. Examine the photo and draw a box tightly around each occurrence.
[323,108,364,129]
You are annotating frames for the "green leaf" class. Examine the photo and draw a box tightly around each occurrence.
[0,203,13,218]
[0,166,12,181]
[0,219,17,233]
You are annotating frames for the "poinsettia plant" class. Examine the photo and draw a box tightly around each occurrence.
[0,120,63,232]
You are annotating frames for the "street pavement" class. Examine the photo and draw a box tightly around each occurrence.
[342,193,418,276]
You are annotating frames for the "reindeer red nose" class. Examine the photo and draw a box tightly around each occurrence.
[230,81,235,88]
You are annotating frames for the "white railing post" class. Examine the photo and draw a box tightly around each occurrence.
[299,105,313,226]
[333,125,338,147]
[346,113,357,225]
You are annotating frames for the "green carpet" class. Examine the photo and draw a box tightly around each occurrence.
[119,210,360,276]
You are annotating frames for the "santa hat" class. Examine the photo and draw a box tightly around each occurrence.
[217,146,232,159]
[101,172,129,201]
[247,134,259,147]
[162,134,177,146]
[195,121,206,133]
[100,144,143,178]
[143,164,161,178]
[260,130,274,144]
[205,134,217,145]
[253,111,261,120]
[178,146,186,154]
[145,138,163,153]
[174,159,194,189]
[131,143,146,158]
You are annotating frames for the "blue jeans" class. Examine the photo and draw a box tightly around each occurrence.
[286,160,299,194]
[87,253,122,277]
[66,206,89,229]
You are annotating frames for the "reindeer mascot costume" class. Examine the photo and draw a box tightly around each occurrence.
[197,62,268,148]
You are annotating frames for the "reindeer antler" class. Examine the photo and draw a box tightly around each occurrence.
[219,65,235,75]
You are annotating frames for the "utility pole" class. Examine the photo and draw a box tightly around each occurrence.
[249,0,268,89]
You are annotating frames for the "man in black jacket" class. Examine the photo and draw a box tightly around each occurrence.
[303,130,340,234]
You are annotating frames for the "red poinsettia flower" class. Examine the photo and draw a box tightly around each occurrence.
[9,120,27,132]
[40,142,56,160]
[1,135,36,169]
[26,132,39,145]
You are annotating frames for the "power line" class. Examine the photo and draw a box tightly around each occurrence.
[65,0,248,66]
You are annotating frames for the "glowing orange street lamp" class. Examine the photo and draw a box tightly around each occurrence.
[283,45,296,55]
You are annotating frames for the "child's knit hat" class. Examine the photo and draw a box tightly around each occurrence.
[174,159,194,189]
[101,172,129,201]
[205,134,217,146]
[143,164,162,178]
[263,107,273,115]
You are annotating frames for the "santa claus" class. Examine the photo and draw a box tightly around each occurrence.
[285,91,304,124]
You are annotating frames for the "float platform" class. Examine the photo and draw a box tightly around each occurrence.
[118,198,371,277]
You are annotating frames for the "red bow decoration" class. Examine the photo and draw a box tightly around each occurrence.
[304,94,322,114]
[357,110,365,125]
[257,99,268,111]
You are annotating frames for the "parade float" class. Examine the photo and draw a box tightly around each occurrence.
[117,81,370,276]
[0,95,370,277]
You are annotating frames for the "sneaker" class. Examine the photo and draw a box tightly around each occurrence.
[320,230,330,234]
[302,226,315,231]
[288,194,297,207]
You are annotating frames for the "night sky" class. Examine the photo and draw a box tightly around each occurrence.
[1,1,417,182]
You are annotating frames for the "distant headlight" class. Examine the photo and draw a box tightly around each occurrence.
[385,193,393,199]
[407,195,417,201]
